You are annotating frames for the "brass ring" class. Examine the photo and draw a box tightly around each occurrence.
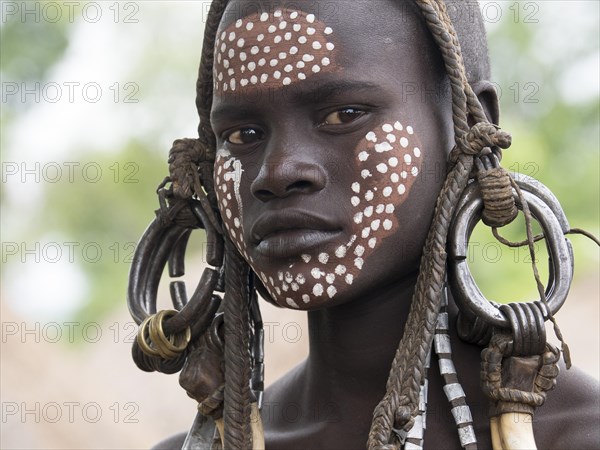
[143,310,192,359]
[137,315,161,357]
[149,311,179,359]
[155,310,191,353]
[149,317,178,359]
[137,311,191,359]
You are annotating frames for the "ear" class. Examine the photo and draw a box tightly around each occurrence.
[470,80,500,126]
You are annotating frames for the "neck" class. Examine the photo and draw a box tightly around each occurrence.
[305,271,418,397]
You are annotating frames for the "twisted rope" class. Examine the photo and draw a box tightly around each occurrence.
[187,1,263,447]
[481,334,560,416]
[196,0,228,154]
[163,138,221,231]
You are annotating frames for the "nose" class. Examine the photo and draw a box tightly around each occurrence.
[250,138,327,202]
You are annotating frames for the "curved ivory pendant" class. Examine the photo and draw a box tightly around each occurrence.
[491,413,537,450]
[251,402,265,450]
[215,403,265,450]
[490,416,503,450]
[215,418,224,444]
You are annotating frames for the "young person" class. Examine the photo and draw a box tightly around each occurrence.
[130,1,599,448]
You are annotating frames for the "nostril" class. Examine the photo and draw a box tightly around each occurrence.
[287,180,313,193]
[254,189,276,202]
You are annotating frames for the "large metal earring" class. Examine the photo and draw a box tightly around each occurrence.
[448,159,574,450]
[128,179,224,373]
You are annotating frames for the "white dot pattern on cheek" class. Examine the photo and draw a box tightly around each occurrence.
[213,9,338,93]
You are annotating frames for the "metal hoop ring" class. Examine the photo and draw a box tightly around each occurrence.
[152,310,192,356]
[448,173,574,328]
[128,199,223,339]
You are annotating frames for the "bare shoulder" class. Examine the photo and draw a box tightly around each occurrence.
[151,432,187,450]
[534,365,600,449]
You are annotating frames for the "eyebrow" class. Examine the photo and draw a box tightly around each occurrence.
[211,80,384,122]
[211,104,259,124]
[303,79,380,97]
[299,79,384,105]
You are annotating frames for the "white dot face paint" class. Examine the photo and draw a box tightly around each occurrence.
[215,148,252,265]
[213,9,339,93]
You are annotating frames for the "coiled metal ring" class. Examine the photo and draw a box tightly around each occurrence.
[448,173,574,328]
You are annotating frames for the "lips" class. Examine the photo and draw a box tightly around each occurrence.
[250,210,341,258]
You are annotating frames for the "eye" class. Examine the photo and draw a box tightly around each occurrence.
[320,108,366,126]
[226,127,264,145]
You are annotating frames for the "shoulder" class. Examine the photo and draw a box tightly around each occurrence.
[534,365,599,449]
[151,432,187,450]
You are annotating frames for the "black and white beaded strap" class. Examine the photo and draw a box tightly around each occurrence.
[434,289,477,449]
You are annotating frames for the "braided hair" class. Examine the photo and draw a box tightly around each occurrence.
[130,1,509,448]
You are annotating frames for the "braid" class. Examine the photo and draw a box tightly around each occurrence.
[196,0,228,153]
[195,0,257,447]
[222,241,253,447]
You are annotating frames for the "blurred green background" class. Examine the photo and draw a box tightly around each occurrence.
[0,1,598,448]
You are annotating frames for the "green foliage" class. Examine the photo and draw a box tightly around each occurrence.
[37,141,169,323]
[0,9,69,81]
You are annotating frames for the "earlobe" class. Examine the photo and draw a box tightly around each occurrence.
[470,80,500,126]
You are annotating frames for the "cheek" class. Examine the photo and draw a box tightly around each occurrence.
[214,151,253,264]
[311,119,422,291]
[348,120,423,249]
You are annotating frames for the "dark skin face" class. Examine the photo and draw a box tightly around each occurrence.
[211,0,453,311]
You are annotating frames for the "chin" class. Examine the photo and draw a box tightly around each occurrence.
[249,243,409,311]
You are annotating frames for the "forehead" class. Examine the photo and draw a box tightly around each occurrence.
[215,0,435,72]
[212,0,446,111]
[213,7,338,93]
[220,0,422,31]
